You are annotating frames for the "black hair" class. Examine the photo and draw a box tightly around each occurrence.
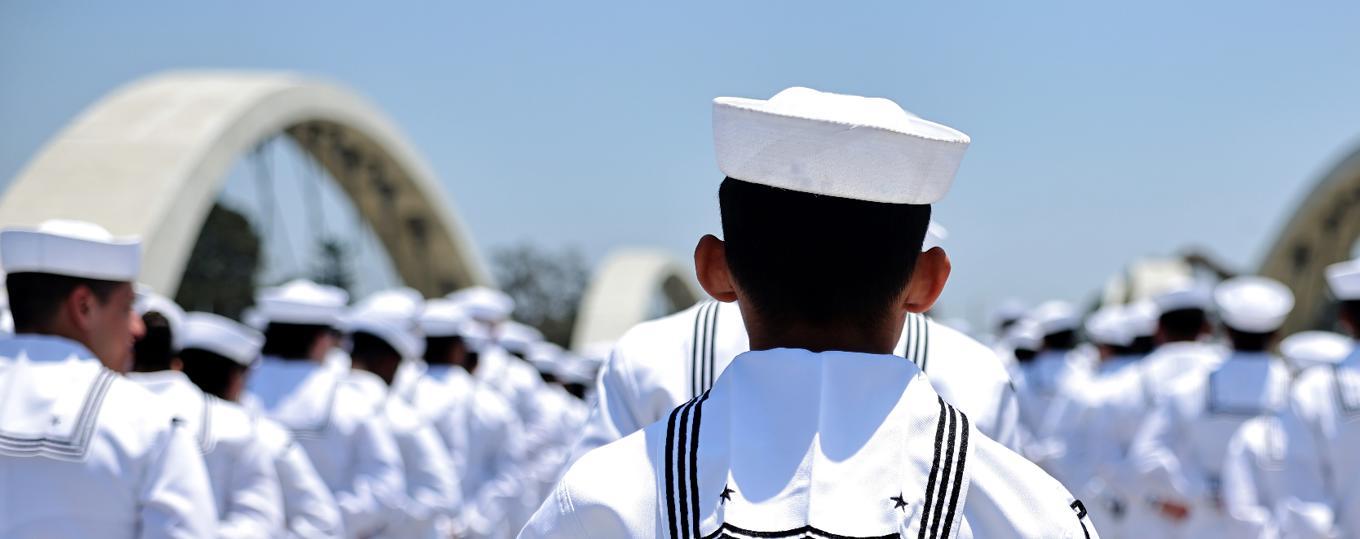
[424,336,462,365]
[1129,335,1156,355]
[1014,348,1038,363]
[1226,328,1273,352]
[1158,308,1207,342]
[261,322,329,360]
[350,331,399,362]
[1339,300,1360,337]
[6,272,122,332]
[179,347,248,400]
[1043,330,1078,351]
[718,177,931,329]
[132,312,175,372]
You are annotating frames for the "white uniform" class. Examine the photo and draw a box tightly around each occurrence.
[247,357,406,539]
[254,416,346,538]
[572,302,1020,461]
[130,370,284,538]
[1290,347,1360,538]
[0,335,218,538]
[1220,408,1336,539]
[344,370,460,539]
[1013,348,1090,462]
[410,363,529,539]
[523,348,1097,538]
[1128,353,1292,538]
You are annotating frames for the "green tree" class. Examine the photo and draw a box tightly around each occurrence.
[175,203,262,319]
[492,242,589,347]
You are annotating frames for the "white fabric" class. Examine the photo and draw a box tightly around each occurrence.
[1127,353,1292,538]
[180,312,264,367]
[1086,306,1133,347]
[1124,300,1159,338]
[1214,277,1294,333]
[345,315,424,362]
[1325,259,1360,301]
[570,301,1021,463]
[343,371,459,539]
[0,219,141,281]
[130,371,283,538]
[1292,347,1360,539]
[1033,301,1081,335]
[256,280,349,327]
[713,87,969,205]
[524,348,1095,538]
[0,335,217,538]
[418,299,467,337]
[449,287,514,323]
[253,416,345,539]
[1154,281,1214,315]
[1220,409,1337,539]
[1012,348,1091,467]
[408,364,530,539]
[1279,331,1351,374]
[246,357,406,539]
[499,321,544,356]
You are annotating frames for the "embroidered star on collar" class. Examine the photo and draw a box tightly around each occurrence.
[891,493,909,512]
[720,484,735,505]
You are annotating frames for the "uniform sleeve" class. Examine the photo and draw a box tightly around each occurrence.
[336,416,407,539]
[460,397,531,538]
[1127,396,1207,504]
[568,345,645,464]
[215,437,284,539]
[518,431,656,539]
[961,434,1099,539]
[138,420,220,539]
[1221,421,1275,537]
[275,441,345,539]
[392,422,460,535]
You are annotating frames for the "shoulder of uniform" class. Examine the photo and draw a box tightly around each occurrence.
[924,319,1012,381]
[613,302,714,361]
[206,397,259,443]
[965,434,1097,538]
[547,428,656,534]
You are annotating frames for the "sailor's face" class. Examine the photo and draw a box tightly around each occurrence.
[88,283,142,373]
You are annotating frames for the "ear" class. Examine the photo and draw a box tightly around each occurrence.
[65,285,97,333]
[694,235,738,303]
[902,247,951,314]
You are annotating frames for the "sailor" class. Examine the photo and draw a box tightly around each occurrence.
[0,219,217,537]
[343,291,460,539]
[570,222,1022,463]
[1128,276,1295,538]
[130,300,285,538]
[449,287,547,429]
[246,279,406,538]
[521,341,590,496]
[415,298,530,539]
[1278,330,1350,378]
[1138,279,1226,399]
[175,304,345,539]
[1012,299,1088,470]
[1287,258,1360,538]
[523,87,1095,538]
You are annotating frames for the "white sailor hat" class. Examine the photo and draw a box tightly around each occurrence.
[527,341,563,374]
[449,286,514,323]
[500,321,544,355]
[135,287,187,351]
[1032,301,1081,336]
[179,312,264,367]
[458,319,493,353]
[1124,300,1159,338]
[1326,259,1360,301]
[1006,319,1043,352]
[0,219,141,282]
[255,279,349,327]
[1279,331,1352,372]
[713,87,969,205]
[1214,276,1295,333]
[922,221,948,251]
[1152,279,1213,315]
[990,299,1027,328]
[355,287,424,320]
[1085,306,1133,347]
[419,299,468,338]
[345,314,424,360]
[0,279,12,335]
[556,354,598,385]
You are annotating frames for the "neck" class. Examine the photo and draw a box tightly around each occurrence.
[16,325,91,351]
[742,306,903,355]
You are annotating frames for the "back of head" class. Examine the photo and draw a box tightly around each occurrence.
[719,178,930,329]
[1158,308,1207,343]
[132,312,175,372]
[262,322,330,360]
[5,272,122,333]
[180,348,246,400]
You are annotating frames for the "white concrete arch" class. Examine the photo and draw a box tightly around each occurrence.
[0,70,490,296]
[1259,145,1360,334]
[571,248,704,350]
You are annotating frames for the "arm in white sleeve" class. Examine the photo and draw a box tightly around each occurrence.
[215,437,284,539]
[139,421,220,539]
[1128,399,1205,504]
[568,347,646,463]
[394,422,460,535]
[275,441,345,539]
[336,416,406,539]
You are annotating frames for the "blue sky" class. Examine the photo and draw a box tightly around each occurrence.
[3,1,1360,325]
